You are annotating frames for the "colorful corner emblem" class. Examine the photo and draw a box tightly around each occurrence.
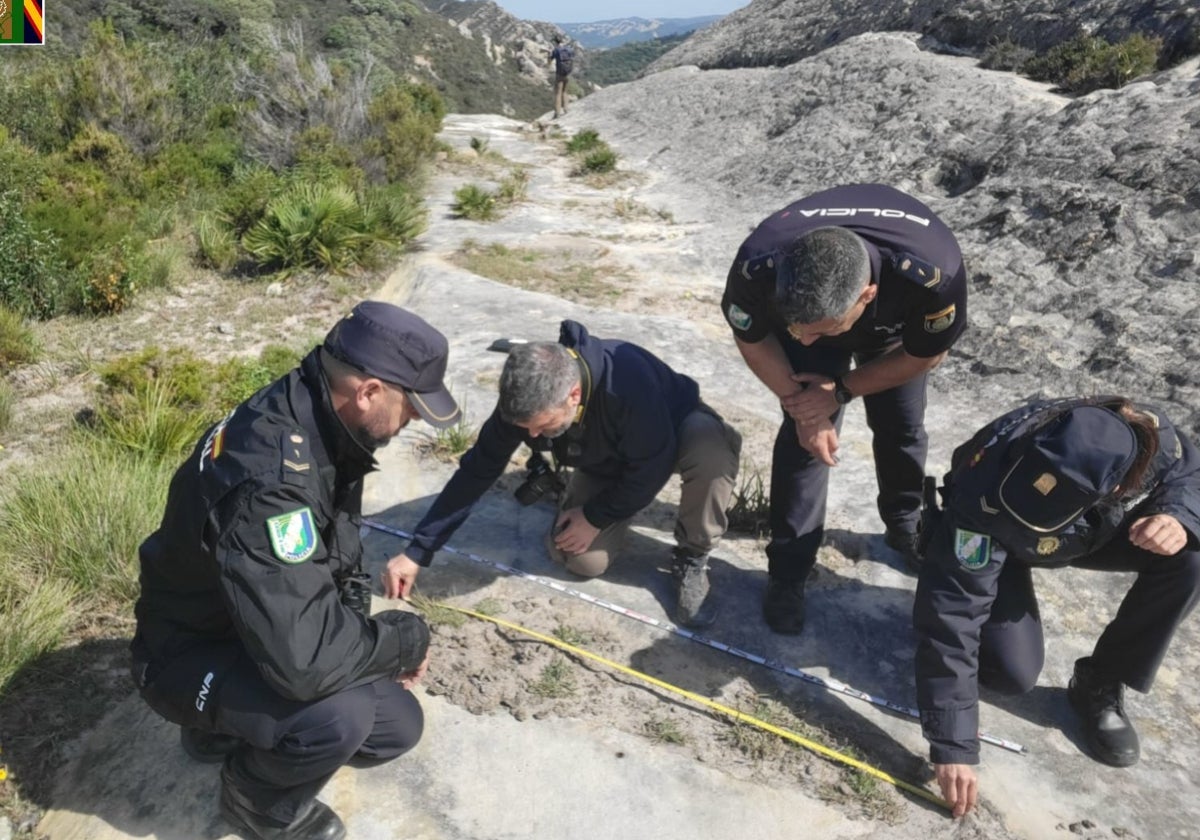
[726,303,752,331]
[266,507,318,564]
[954,528,992,570]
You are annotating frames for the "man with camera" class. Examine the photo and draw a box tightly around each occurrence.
[131,302,457,840]
[383,320,742,628]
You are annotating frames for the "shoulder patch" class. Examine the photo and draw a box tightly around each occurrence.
[954,528,992,570]
[280,429,313,486]
[266,507,319,564]
[726,303,753,331]
[923,304,956,334]
[893,252,944,289]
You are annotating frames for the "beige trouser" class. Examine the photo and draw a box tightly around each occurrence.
[545,406,742,577]
[553,76,569,116]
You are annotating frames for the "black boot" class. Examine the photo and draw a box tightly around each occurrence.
[180,726,243,764]
[1067,657,1140,768]
[220,783,346,840]
[885,527,923,572]
[671,549,717,628]
[763,576,806,635]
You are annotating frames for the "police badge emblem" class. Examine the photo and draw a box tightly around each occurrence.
[266,507,319,563]
[954,528,992,570]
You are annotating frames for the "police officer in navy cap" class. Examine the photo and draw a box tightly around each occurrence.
[722,184,968,634]
[131,301,460,840]
[914,396,1200,817]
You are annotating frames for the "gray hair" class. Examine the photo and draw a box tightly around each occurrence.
[774,227,871,324]
[498,342,578,423]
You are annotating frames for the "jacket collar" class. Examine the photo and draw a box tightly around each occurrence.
[298,348,378,481]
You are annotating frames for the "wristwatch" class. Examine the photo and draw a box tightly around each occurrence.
[832,375,855,405]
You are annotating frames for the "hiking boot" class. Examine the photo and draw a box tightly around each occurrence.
[885,527,923,572]
[1067,657,1140,768]
[220,784,346,840]
[671,550,717,628]
[763,576,806,635]
[180,726,243,764]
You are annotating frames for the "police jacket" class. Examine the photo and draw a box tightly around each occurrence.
[132,348,430,703]
[406,320,701,565]
[914,397,1200,764]
[721,184,967,359]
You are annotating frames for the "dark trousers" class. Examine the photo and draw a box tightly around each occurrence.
[980,539,1200,695]
[138,647,423,825]
[766,341,929,581]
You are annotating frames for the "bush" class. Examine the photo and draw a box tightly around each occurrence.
[495,169,530,205]
[0,307,41,371]
[241,182,373,273]
[581,146,618,174]
[79,243,137,315]
[0,577,77,691]
[364,81,446,184]
[196,212,240,272]
[565,128,603,154]
[0,192,72,319]
[363,182,427,246]
[1025,33,1161,93]
[980,39,1035,72]
[452,183,497,221]
[93,377,215,460]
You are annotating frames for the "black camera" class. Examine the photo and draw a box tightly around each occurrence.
[514,451,563,506]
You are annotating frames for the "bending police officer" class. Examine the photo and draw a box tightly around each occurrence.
[722,183,968,634]
[383,320,742,628]
[131,302,460,840]
[914,397,1200,817]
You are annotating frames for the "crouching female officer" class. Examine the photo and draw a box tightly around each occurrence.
[913,396,1200,817]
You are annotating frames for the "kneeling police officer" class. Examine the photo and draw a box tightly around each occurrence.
[131,302,458,840]
[914,396,1200,817]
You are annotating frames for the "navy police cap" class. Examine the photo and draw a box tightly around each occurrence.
[324,301,461,428]
[998,406,1137,533]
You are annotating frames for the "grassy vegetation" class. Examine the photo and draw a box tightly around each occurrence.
[0,308,40,372]
[726,463,771,538]
[983,32,1162,94]
[586,33,691,86]
[452,240,628,303]
[416,414,479,462]
[528,657,577,698]
[552,624,593,646]
[643,715,687,745]
[411,593,469,628]
[452,168,530,222]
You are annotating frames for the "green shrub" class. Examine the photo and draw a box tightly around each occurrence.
[469,136,490,154]
[0,307,41,371]
[0,578,77,691]
[93,378,214,460]
[0,440,174,604]
[196,212,240,272]
[0,191,72,319]
[581,146,618,174]
[1025,33,1161,93]
[452,183,497,221]
[565,129,603,154]
[79,243,137,315]
[496,169,530,205]
[365,82,446,184]
[363,183,428,245]
[241,182,373,273]
[215,347,300,407]
[980,39,1035,72]
[130,240,184,292]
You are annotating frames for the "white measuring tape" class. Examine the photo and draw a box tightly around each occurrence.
[364,519,1026,754]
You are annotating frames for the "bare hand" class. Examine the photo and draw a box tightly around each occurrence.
[796,419,840,467]
[1128,514,1187,555]
[934,763,978,818]
[553,507,600,555]
[781,373,838,426]
[397,653,429,690]
[383,553,421,600]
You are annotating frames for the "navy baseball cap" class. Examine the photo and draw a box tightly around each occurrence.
[324,301,461,428]
[998,406,1137,533]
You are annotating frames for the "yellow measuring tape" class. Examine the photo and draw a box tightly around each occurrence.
[436,601,950,811]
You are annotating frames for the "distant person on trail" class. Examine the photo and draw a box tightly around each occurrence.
[548,34,574,118]
[131,302,460,840]
[722,183,968,635]
[914,396,1200,817]
[383,320,742,629]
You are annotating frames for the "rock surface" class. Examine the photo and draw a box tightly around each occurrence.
[650,0,1200,71]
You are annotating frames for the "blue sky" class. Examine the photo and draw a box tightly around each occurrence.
[490,1,747,24]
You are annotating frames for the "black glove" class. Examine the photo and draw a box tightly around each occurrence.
[375,610,431,673]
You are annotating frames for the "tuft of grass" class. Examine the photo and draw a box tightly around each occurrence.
[452,241,626,303]
[644,716,687,745]
[468,136,490,154]
[552,624,592,646]
[416,412,476,462]
[410,592,468,628]
[92,378,216,460]
[0,577,78,690]
[471,597,503,616]
[0,439,174,605]
[528,657,576,698]
[726,464,770,538]
[613,198,675,223]
[564,129,603,154]
[451,183,498,221]
[580,146,618,174]
[495,168,530,205]
[0,306,40,371]
[0,380,12,435]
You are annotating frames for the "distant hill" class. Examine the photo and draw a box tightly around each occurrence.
[559,15,722,50]
[586,33,690,85]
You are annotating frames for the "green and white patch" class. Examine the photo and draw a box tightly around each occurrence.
[266,507,318,564]
[726,303,752,331]
[954,528,992,570]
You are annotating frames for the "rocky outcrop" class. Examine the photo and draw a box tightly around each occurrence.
[649,0,1200,72]
[569,33,1200,435]
[428,0,564,84]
